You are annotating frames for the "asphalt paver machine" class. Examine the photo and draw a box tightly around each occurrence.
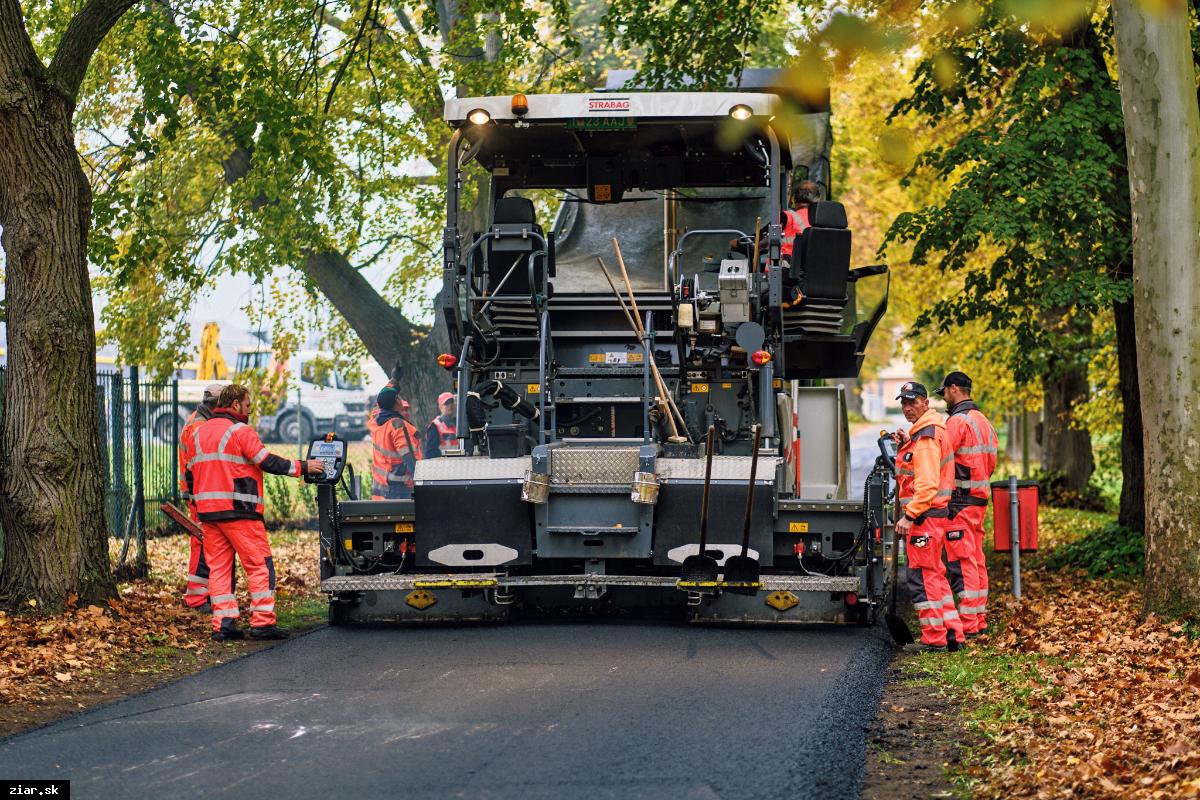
[311,73,894,625]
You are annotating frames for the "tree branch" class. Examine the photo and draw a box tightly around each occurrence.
[46,0,138,100]
[0,0,43,85]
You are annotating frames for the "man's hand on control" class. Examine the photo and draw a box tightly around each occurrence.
[305,458,328,476]
[890,428,910,446]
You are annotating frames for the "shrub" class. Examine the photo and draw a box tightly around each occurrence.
[1033,469,1109,513]
[1041,521,1143,580]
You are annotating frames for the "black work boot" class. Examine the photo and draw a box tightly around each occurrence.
[211,625,245,642]
[249,625,290,640]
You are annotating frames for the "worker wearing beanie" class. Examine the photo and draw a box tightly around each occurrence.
[936,371,998,636]
[423,391,460,458]
[371,386,423,500]
[186,384,325,641]
[176,383,225,612]
[892,381,965,651]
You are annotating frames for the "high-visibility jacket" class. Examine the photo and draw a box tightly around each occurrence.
[424,415,459,458]
[177,405,213,511]
[946,400,998,510]
[895,408,954,522]
[780,207,810,258]
[372,414,422,499]
[187,410,303,522]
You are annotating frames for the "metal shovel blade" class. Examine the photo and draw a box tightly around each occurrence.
[680,552,721,584]
[722,555,760,595]
[885,612,915,646]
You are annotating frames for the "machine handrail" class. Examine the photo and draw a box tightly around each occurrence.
[668,228,750,288]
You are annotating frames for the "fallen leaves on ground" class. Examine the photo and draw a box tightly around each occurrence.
[0,528,322,709]
[941,511,1200,799]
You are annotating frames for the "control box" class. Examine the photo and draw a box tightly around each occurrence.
[305,435,347,484]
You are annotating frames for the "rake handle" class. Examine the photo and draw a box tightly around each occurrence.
[739,424,762,556]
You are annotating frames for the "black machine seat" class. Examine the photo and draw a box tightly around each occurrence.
[487,197,550,295]
[792,201,851,300]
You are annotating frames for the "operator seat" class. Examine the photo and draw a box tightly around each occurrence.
[787,201,851,336]
[486,197,546,296]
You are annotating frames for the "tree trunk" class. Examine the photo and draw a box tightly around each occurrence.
[0,24,116,609]
[1040,366,1094,493]
[1113,0,1200,617]
[1114,282,1145,534]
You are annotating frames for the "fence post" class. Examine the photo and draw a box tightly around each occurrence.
[1009,474,1022,600]
[96,380,110,532]
[111,373,126,541]
[296,384,303,459]
[130,366,147,572]
[172,378,180,505]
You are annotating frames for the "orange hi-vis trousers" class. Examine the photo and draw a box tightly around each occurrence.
[184,532,210,609]
[943,505,989,634]
[906,518,965,648]
[202,518,277,633]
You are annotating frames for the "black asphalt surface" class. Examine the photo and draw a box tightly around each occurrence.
[0,623,892,800]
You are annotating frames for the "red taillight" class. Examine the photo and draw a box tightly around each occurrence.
[751,350,772,366]
[844,592,858,606]
[437,353,458,369]
[793,542,806,556]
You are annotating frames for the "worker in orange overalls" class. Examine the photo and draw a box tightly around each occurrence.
[371,386,422,500]
[936,371,999,637]
[891,381,965,652]
[176,383,224,612]
[186,384,325,641]
[780,179,821,260]
[423,391,460,458]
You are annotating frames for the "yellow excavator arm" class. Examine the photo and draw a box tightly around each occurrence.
[198,322,229,381]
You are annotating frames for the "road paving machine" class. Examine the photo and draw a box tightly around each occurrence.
[309,71,896,625]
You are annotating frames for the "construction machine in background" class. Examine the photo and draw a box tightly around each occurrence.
[307,72,895,625]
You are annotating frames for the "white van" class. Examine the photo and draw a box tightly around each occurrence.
[235,348,369,442]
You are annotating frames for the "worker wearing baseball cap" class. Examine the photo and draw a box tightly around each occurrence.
[936,371,998,636]
[176,383,225,612]
[370,386,423,499]
[424,391,461,458]
[891,381,965,651]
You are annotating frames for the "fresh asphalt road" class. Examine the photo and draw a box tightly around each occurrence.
[0,431,898,800]
[0,624,892,800]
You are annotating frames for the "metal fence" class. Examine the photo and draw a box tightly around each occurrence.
[0,365,185,546]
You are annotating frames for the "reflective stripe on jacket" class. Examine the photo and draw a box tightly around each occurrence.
[188,411,301,522]
[372,417,422,499]
[780,208,810,258]
[432,416,459,456]
[895,409,953,521]
[178,406,213,511]
[946,401,998,503]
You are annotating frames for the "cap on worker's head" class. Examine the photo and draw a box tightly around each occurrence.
[934,371,973,396]
[202,383,225,404]
[377,386,398,410]
[437,391,455,407]
[895,381,928,401]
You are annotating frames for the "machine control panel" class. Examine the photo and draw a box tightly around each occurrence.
[305,435,347,484]
[877,433,897,473]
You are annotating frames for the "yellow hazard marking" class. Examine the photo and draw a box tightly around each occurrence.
[594,183,612,201]
[589,353,605,363]
[766,591,799,611]
[405,589,437,610]
[628,352,643,363]
[394,522,414,533]
[691,383,709,393]
[527,384,541,394]
[788,522,809,533]
[676,580,762,590]
[773,379,782,389]
[343,539,353,551]
[721,382,732,389]
[413,579,498,589]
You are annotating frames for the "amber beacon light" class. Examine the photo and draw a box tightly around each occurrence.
[437,353,459,369]
[751,350,772,366]
[511,94,529,116]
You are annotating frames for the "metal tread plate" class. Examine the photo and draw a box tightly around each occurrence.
[551,447,641,484]
[415,456,531,482]
[658,456,779,481]
[322,573,859,593]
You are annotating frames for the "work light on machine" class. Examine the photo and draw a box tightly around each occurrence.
[729,104,753,121]
[467,108,491,125]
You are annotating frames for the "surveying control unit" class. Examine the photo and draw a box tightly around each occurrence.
[313,71,895,624]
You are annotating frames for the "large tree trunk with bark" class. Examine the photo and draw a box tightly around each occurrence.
[1113,0,1200,617]
[1040,360,1094,494]
[0,0,133,609]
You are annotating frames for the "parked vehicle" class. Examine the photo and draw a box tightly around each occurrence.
[235,347,369,443]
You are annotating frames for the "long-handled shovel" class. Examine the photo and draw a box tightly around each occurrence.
[723,423,762,595]
[884,521,914,645]
[680,425,720,583]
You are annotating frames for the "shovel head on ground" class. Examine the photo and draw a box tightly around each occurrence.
[885,612,915,646]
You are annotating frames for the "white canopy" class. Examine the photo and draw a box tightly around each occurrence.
[444,92,777,123]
